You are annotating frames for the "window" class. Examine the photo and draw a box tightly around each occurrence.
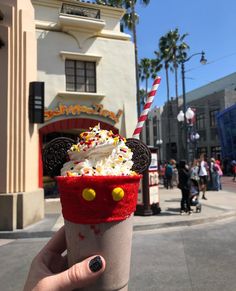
[210,109,219,127]
[210,128,218,140]
[65,60,96,93]
[196,113,205,130]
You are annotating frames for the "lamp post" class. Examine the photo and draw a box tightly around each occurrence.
[156,139,163,162]
[178,51,207,163]
[190,132,200,159]
[177,108,200,163]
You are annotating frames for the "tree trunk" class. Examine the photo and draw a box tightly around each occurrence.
[165,65,171,160]
[130,0,140,116]
[174,65,178,99]
[145,77,148,103]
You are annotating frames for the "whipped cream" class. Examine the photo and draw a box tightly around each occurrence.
[61,125,135,176]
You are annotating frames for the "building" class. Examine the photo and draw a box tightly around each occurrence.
[33,0,137,188]
[0,0,137,230]
[217,103,236,160]
[186,72,236,160]
[0,0,44,231]
[33,0,137,193]
[144,73,236,163]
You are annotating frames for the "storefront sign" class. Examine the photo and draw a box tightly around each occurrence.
[44,103,123,123]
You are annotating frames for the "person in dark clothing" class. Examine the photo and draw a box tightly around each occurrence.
[165,160,173,189]
[178,160,192,215]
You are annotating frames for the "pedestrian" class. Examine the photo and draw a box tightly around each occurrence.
[178,160,192,215]
[159,162,165,185]
[190,159,200,182]
[171,159,178,187]
[210,158,218,190]
[23,227,105,291]
[214,159,223,190]
[231,160,236,181]
[165,160,173,189]
[198,154,208,200]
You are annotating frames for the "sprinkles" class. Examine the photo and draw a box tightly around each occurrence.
[60,124,134,176]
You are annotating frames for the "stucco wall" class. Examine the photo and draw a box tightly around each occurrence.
[34,1,137,138]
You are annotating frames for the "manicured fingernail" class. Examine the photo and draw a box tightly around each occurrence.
[89,256,103,272]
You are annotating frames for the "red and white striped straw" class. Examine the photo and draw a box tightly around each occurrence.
[132,76,161,139]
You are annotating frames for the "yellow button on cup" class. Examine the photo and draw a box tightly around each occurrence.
[82,188,96,201]
[112,187,124,201]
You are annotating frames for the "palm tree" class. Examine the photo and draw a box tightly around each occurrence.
[139,88,146,111]
[139,58,151,98]
[168,29,189,99]
[156,28,189,100]
[155,29,189,160]
[139,57,162,103]
[156,33,174,160]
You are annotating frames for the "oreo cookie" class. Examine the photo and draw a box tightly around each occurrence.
[125,138,151,174]
[43,137,75,177]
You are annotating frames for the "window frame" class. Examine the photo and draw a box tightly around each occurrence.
[196,113,205,130]
[65,59,96,93]
[209,109,219,128]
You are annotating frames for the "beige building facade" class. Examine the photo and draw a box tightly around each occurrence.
[33,0,137,194]
[0,0,44,231]
[34,0,137,136]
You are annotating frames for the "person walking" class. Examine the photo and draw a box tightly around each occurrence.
[198,154,208,200]
[210,158,218,190]
[165,160,173,189]
[190,159,200,182]
[231,160,236,181]
[171,159,178,187]
[178,160,192,215]
[215,159,223,190]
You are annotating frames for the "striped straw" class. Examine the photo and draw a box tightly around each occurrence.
[132,76,161,139]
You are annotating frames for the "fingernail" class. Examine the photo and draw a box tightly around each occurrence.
[89,256,103,273]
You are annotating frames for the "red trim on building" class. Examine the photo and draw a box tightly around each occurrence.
[39,118,118,135]
[38,118,118,187]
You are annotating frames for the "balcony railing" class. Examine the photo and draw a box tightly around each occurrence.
[61,3,100,19]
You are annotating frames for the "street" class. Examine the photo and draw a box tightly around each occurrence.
[1,216,236,291]
[130,217,236,291]
[221,175,236,192]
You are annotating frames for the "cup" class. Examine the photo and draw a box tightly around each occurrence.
[57,175,141,291]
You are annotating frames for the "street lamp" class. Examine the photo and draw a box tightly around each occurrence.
[156,139,163,162]
[190,132,200,159]
[178,51,207,163]
[177,107,200,162]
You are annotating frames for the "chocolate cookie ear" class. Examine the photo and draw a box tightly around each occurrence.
[125,138,151,174]
[43,137,75,177]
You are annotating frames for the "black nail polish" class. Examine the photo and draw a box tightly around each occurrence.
[89,256,103,272]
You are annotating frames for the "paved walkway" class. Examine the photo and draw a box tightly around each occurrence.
[0,184,236,239]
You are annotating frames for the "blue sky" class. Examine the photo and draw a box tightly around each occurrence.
[132,0,236,107]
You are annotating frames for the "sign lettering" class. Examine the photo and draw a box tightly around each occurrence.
[44,103,123,123]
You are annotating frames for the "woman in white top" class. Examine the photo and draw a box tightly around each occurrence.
[198,154,208,200]
[190,159,200,182]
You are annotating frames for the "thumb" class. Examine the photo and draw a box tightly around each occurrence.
[51,255,105,290]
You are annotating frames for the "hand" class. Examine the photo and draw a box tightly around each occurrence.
[23,226,106,291]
